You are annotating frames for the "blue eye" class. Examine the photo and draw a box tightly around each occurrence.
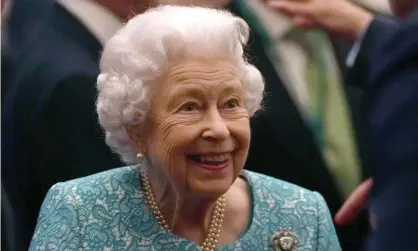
[180,102,200,112]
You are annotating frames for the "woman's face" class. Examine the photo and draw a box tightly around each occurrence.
[141,58,250,198]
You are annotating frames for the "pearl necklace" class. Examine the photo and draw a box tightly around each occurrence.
[140,171,226,251]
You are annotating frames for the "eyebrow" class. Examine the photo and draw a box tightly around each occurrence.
[167,84,207,108]
[167,81,243,108]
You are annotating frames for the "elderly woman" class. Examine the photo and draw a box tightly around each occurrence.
[29,6,341,251]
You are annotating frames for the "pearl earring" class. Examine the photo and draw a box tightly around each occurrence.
[136,153,144,162]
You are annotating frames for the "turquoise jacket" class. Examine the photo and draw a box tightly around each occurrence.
[29,166,341,250]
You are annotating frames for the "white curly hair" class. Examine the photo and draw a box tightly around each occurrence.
[96,5,265,164]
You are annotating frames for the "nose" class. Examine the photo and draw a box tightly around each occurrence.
[202,108,230,141]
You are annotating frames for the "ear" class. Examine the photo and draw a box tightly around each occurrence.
[125,124,147,155]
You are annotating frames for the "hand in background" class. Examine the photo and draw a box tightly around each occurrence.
[266,0,374,40]
[334,178,375,229]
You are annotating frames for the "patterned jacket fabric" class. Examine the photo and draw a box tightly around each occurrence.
[29,165,341,251]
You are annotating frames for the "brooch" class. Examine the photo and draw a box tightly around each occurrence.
[272,228,299,251]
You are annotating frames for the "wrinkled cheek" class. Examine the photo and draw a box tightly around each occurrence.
[234,150,248,173]
[233,120,251,148]
[162,142,188,191]
[233,122,251,174]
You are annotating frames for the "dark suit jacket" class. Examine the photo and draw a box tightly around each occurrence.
[228,1,370,250]
[349,12,418,251]
[2,3,123,250]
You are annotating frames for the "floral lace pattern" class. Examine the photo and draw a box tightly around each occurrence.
[29,166,341,251]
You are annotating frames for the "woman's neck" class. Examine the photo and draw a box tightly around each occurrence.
[161,191,218,232]
[144,167,251,245]
[146,168,219,238]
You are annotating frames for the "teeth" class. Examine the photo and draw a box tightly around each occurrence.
[200,153,231,162]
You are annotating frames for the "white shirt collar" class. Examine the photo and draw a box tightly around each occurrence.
[58,0,123,45]
[244,0,294,40]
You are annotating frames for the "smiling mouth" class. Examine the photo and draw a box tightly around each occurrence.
[188,153,232,170]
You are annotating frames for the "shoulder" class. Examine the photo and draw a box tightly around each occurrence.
[382,11,418,49]
[49,166,139,195]
[10,23,99,95]
[244,170,320,200]
[347,14,398,85]
[41,166,141,211]
[18,33,98,82]
[365,13,418,109]
[34,166,141,233]
[30,166,143,250]
[6,32,99,117]
[369,12,418,74]
[373,14,418,66]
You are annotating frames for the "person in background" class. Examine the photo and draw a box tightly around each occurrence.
[2,0,151,249]
[29,6,341,250]
[2,1,58,250]
[226,1,372,249]
[268,0,418,250]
